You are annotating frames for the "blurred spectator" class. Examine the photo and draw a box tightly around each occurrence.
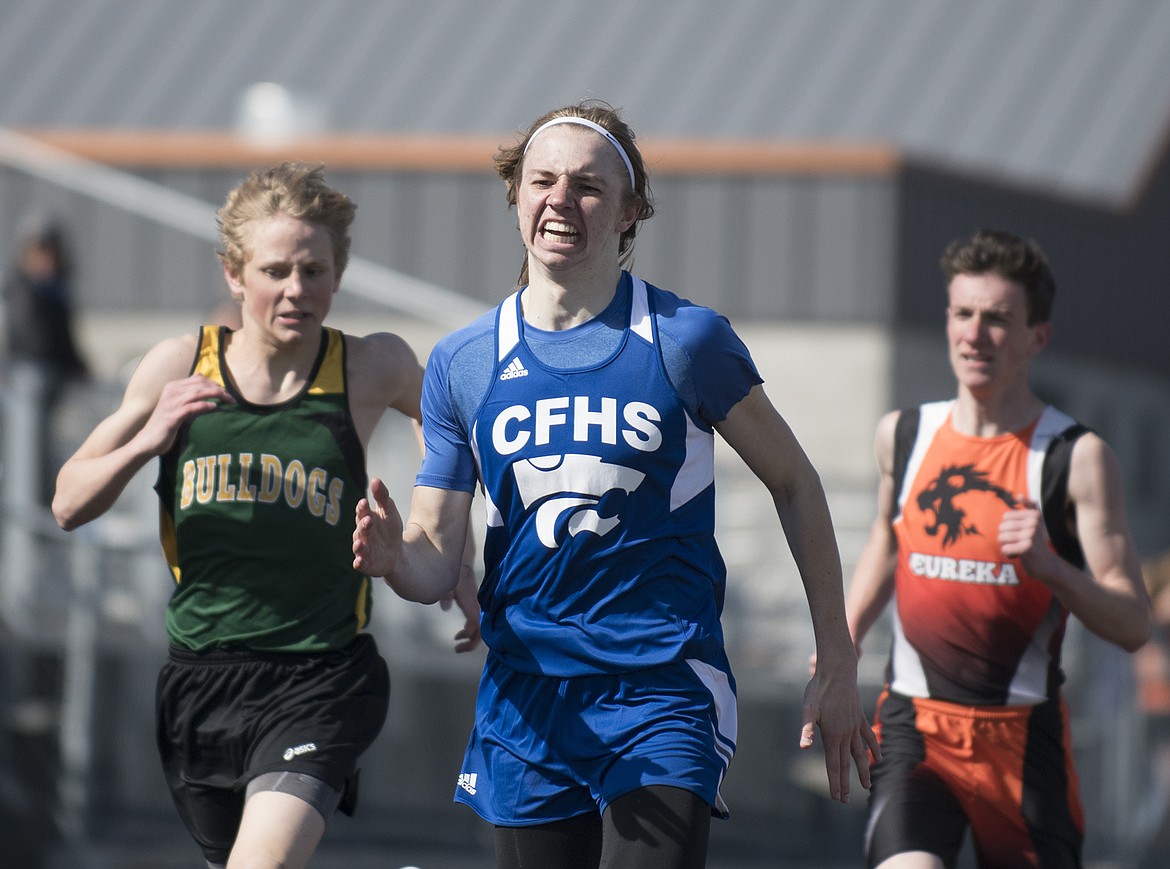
[1137,551,1170,704]
[1136,549,1170,868]
[4,214,89,378]
[2,214,90,503]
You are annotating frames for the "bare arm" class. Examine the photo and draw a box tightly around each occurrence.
[844,410,901,656]
[715,384,879,803]
[345,331,424,447]
[999,432,1150,651]
[52,335,231,530]
[348,331,481,650]
[353,480,473,605]
[442,519,483,653]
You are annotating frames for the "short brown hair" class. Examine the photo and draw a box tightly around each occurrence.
[940,229,1056,325]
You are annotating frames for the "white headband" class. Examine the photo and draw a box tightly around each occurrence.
[522,117,637,191]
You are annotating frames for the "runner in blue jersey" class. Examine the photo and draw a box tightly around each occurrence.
[353,100,879,869]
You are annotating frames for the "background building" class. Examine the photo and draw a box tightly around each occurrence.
[1,2,1168,866]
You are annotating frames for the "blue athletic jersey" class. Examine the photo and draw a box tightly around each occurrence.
[418,273,762,677]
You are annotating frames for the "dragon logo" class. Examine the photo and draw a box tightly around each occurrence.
[915,464,1017,548]
[512,454,646,549]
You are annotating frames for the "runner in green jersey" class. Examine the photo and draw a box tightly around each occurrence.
[53,163,480,869]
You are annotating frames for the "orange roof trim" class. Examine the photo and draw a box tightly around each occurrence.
[20,128,901,177]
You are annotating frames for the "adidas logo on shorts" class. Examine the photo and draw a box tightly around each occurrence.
[457,772,478,795]
[500,357,529,380]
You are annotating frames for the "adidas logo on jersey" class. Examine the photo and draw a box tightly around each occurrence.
[457,772,478,795]
[500,356,529,380]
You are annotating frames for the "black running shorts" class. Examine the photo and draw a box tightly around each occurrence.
[154,633,390,862]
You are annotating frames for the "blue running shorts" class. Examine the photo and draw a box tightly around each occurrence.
[455,653,737,826]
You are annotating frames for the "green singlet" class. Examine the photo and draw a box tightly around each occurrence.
[155,325,371,652]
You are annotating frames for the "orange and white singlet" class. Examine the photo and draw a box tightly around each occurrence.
[890,400,1080,706]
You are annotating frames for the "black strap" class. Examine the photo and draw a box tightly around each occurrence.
[890,407,920,518]
[1041,423,1090,570]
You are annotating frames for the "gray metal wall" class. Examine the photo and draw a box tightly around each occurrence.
[0,165,901,326]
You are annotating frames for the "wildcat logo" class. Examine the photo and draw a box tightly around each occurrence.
[915,464,1017,548]
[512,454,646,549]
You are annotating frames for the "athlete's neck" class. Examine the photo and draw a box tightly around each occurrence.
[222,327,323,405]
[952,386,1045,437]
[523,264,623,331]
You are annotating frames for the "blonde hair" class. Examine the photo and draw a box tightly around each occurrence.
[216,162,356,279]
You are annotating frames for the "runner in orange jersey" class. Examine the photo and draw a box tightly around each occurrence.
[845,229,1150,869]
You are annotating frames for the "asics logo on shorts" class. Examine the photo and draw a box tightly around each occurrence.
[500,357,529,380]
[457,772,478,795]
[512,454,646,549]
[282,742,318,761]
